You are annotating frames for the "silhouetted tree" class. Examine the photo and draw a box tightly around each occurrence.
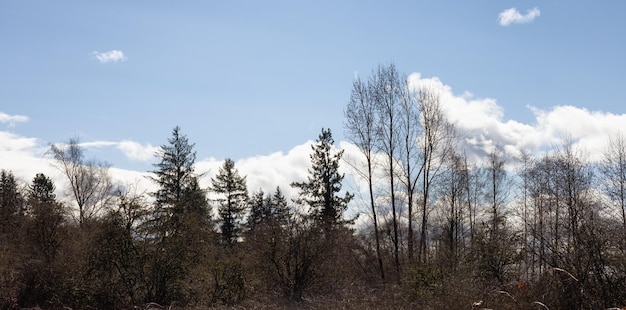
[146,126,211,304]
[292,128,353,227]
[50,138,115,225]
[212,158,248,246]
[345,74,385,280]
[26,173,65,264]
[0,170,24,235]
[371,64,402,275]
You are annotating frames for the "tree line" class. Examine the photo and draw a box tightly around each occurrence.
[1,63,626,309]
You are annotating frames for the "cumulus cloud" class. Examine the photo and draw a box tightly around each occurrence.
[498,7,540,26]
[195,142,314,200]
[3,70,626,223]
[405,72,626,164]
[117,141,159,161]
[92,50,127,63]
[0,112,28,127]
[0,131,55,183]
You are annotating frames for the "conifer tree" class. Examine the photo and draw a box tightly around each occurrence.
[248,186,290,232]
[27,173,65,263]
[270,186,289,225]
[0,170,24,235]
[147,126,210,303]
[212,158,248,246]
[292,128,353,227]
[247,189,270,231]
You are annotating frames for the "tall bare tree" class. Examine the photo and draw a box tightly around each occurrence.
[601,133,626,233]
[398,77,424,262]
[416,87,455,263]
[370,63,402,275]
[50,138,114,225]
[345,76,385,280]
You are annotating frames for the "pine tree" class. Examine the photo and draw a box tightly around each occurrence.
[248,187,290,232]
[270,186,289,225]
[291,128,353,227]
[247,189,268,231]
[147,126,210,303]
[27,173,65,263]
[0,170,24,235]
[212,158,248,246]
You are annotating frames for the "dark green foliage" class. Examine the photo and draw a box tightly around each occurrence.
[151,126,198,208]
[26,173,65,263]
[212,158,248,246]
[145,126,212,305]
[292,128,353,226]
[247,187,289,232]
[0,170,24,234]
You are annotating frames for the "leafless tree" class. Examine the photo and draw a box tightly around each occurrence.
[601,133,626,233]
[397,76,423,262]
[370,63,403,276]
[345,76,385,280]
[50,137,115,225]
[416,86,455,264]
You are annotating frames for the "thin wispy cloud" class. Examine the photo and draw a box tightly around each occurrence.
[498,7,541,26]
[80,140,158,162]
[0,112,28,127]
[91,50,127,63]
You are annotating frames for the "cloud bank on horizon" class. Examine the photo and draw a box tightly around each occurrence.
[498,7,541,26]
[2,71,625,200]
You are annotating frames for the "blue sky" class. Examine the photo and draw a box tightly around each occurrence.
[2,1,626,179]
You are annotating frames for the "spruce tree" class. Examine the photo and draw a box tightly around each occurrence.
[0,170,24,235]
[270,186,289,225]
[291,128,353,227]
[247,189,270,231]
[212,158,248,246]
[27,173,65,263]
[247,186,289,232]
[147,126,210,303]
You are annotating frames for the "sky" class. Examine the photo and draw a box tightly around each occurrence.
[2,1,626,202]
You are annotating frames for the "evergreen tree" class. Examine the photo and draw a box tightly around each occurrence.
[0,170,24,235]
[26,173,65,263]
[146,126,211,304]
[247,186,290,232]
[292,128,353,227]
[247,189,270,231]
[212,158,248,246]
[270,186,289,225]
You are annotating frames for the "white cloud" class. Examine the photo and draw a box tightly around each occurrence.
[92,50,127,63]
[405,72,626,164]
[79,140,157,162]
[0,112,28,127]
[0,131,56,184]
[498,7,540,26]
[117,141,159,161]
[195,142,314,200]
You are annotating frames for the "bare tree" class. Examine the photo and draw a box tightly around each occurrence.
[484,149,509,236]
[370,63,402,276]
[345,76,385,280]
[416,87,455,264]
[435,151,470,269]
[50,137,115,225]
[397,77,423,262]
[601,133,626,233]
